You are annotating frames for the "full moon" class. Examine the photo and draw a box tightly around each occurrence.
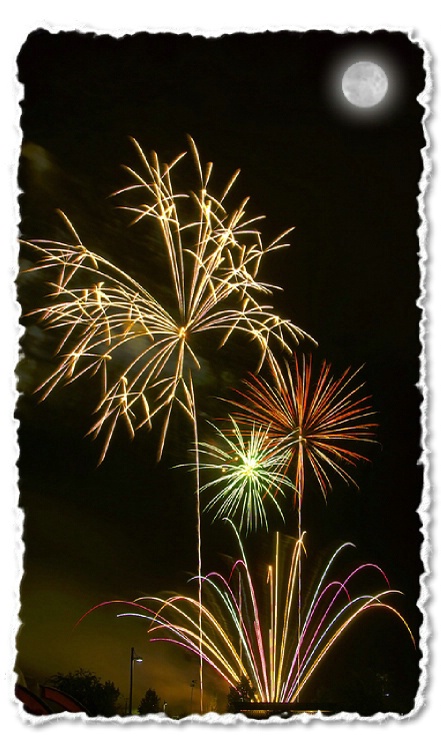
[342,61,388,108]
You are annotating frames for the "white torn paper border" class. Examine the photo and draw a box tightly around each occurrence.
[9,24,432,729]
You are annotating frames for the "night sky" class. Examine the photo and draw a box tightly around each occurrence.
[16,29,426,717]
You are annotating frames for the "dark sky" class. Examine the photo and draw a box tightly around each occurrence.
[16,29,425,716]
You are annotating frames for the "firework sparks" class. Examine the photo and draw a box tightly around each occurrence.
[193,417,295,533]
[22,138,314,462]
[230,355,377,506]
[21,138,315,712]
[78,523,414,706]
[227,353,378,704]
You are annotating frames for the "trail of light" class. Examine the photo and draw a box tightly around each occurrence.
[190,417,295,533]
[78,525,414,707]
[229,356,377,508]
[276,532,303,698]
[288,597,415,703]
[23,139,314,464]
[23,139,316,711]
[227,356,377,701]
[285,558,390,700]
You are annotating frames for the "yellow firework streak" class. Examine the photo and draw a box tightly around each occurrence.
[78,522,414,704]
[22,138,315,462]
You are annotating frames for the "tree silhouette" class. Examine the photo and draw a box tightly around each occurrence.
[138,687,161,715]
[226,676,255,713]
[46,668,121,717]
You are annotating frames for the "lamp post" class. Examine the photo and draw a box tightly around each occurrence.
[128,646,143,716]
[190,679,196,714]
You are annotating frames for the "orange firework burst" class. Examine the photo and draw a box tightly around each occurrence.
[230,356,377,507]
[228,356,377,699]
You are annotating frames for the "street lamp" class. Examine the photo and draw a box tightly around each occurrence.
[128,646,143,716]
[190,679,196,714]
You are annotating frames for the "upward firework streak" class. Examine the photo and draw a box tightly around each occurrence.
[21,138,314,711]
[78,523,414,705]
[22,139,313,463]
[228,356,377,700]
